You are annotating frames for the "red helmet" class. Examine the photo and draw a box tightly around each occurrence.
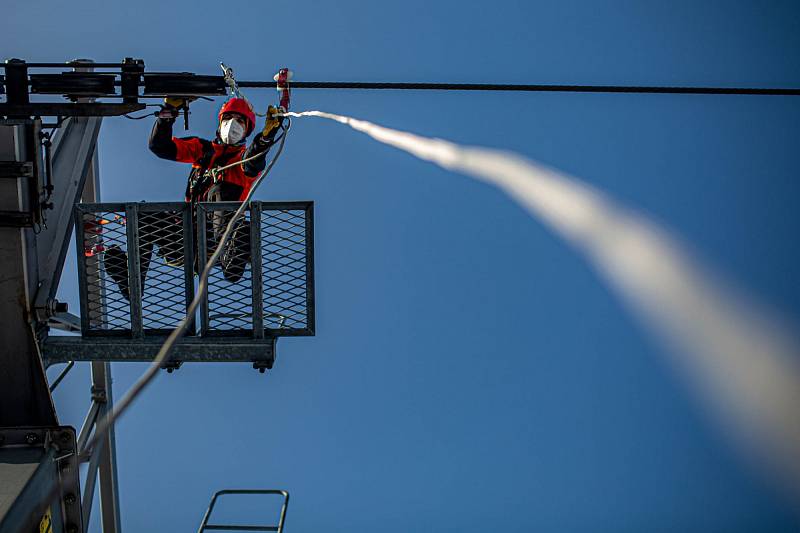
[218,97,256,136]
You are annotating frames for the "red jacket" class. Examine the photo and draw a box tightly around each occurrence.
[149,115,275,201]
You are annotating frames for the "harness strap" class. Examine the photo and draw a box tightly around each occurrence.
[186,142,244,202]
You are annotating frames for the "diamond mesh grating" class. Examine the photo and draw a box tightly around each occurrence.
[78,202,312,338]
[203,208,254,332]
[82,210,130,332]
[261,209,309,331]
[138,209,190,331]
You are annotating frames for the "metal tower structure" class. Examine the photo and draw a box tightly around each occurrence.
[7,55,792,533]
[0,59,314,533]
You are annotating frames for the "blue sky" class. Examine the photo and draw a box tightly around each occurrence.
[4,1,800,531]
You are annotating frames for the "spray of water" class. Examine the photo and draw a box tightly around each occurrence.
[284,110,800,496]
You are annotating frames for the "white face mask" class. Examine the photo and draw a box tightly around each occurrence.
[219,118,245,144]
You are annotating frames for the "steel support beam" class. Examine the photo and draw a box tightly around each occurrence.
[81,438,103,529]
[1,58,135,533]
[49,312,82,333]
[42,336,277,368]
[78,123,122,533]
[91,363,122,533]
[0,120,56,426]
[0,103,145,118]
[0,427,83,533]
[76,402,100,457]
[34,115,102,312]
[0,447,60,533]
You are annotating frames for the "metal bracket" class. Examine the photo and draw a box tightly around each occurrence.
[160,361,182,373]
[47,311,81,333]
[0,161,33,178]
[90,386,107,404]
[253,359,274,374]
[0,210,33,227]
[0,426,83,533]
[34,298,69,324]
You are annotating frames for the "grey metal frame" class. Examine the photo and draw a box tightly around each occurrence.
[90,362,122,533]
[197,490,289,533]
[0,59,147,118]
[196,202,212,337]
[196,201,315,338]
[125,203,143,338]
[74,201,197,338]
[0,118,58,427]
[42,336,276,368]
[0,427,83,533]
[72,200,314,341]
[73,119,122,533]
[33,116,102,317]
[250,202,264,339]
[71,362,122,533]
[0,114,90,533]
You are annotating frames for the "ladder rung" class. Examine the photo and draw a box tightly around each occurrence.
[204,526,278,532]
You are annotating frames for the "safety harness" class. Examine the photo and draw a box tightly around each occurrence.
[185,141,244,203]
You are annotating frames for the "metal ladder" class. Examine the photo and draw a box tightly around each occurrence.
[197,490,290,533]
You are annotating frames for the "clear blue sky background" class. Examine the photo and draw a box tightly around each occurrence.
[4,1,800,531]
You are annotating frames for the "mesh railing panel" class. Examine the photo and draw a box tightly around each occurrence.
[201,207,254,332]
[137,208,191,331]
[261,209,310,331]
[80,210,130,332]
[77,201,313,338]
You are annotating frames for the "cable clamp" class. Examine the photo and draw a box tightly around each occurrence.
[220,61,241,98]
[274,68,292,110]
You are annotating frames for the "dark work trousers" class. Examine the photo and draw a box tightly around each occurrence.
[104,193,251,301]
[103,213,184,301]
[206,182,252,284]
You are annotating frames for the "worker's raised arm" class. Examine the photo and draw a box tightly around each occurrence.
[149,97,204,163]
[241,106,284,177]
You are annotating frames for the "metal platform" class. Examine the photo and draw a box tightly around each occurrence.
[42,201,314,369]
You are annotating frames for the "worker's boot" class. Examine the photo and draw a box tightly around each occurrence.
[104,245,131,301]
[102,245,153,301]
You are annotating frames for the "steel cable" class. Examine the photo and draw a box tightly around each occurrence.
[240,80,800,96]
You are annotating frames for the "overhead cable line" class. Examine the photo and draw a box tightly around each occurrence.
[238,80,800,96]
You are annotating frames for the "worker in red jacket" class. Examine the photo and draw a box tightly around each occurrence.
[150,96,282,202]
[106,97,283,300]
